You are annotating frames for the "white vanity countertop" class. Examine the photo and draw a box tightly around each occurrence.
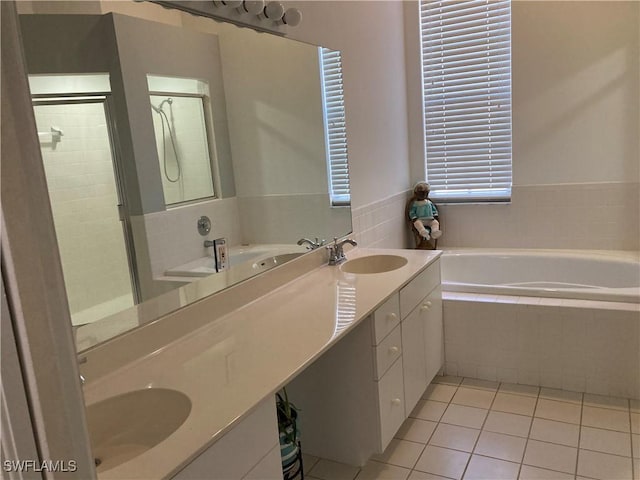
[83,247,441,479]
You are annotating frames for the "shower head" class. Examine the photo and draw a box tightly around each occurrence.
[151,98,173,114]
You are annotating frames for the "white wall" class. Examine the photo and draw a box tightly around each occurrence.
[405,1,640,251]
[287,1,412,212]
[283,1,412,248]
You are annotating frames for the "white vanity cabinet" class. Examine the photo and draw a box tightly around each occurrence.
[286,258,442,467]
[399,261,443,413]
[171,397,282,480]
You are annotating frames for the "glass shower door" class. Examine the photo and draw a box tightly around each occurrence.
[33,98,136,326]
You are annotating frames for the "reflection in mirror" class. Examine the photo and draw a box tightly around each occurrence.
[148,75,216,205]
[18,2,352,352]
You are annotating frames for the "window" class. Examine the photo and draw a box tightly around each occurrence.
[320,47,351,206]
[420,0,512,202]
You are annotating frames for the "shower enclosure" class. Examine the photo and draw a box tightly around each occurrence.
[33,96,138,326]
[149,93,216,205]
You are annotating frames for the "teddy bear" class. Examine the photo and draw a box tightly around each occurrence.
[408,182,442,241]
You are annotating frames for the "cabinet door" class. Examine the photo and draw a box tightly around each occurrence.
[377,358,405,452]
[401,305,427,414]
[423,287,443,383]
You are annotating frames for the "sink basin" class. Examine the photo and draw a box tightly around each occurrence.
[341,255,408,274]
[86,388,191,472]
[252,252,304,271]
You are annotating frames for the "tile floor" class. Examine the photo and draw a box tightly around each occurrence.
[302,376,640,480]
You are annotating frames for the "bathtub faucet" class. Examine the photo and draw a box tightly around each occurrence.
[297,238,325,250]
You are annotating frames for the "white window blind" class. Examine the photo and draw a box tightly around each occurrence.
[421,0,512,202]
[320,47,351,206]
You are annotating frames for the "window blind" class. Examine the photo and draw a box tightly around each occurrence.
[320,47,351,206]
[421,0,512,202]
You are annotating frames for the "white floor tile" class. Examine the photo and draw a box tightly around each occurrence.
[414,445,470,480]
[583,393,630,412]
[411,400,448,422]
[408,470,452,480]
[523,440,577,475]
[461,378,499,392]
[535,398,581,424]
[451,387,496,410]
[433,375,463,386]
[371,439,425,469]
[498,383,540,398]
[577,449,633,480]
[631,399,640,413]
[441,404,488,430]
[429,423,480,453]
[463,455,519,480]
[395,418,437,444]
[492,392,537,416]
[518,465,574,480]
[582,405,630,433]
[539,388,582,404]
[357,461,410,480]
[473,431,526,463]
[309,459,360,480]
[423,384,458,403]
[483,411,532,438]
[302,453,320,474]
[633,434,640,459]
[529,418,579,447]
[579,426,632,457]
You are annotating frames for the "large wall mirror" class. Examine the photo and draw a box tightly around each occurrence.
[17,0,352,352]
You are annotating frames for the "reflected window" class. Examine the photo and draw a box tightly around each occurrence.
[320,48,351,207]
[147,75,216,206]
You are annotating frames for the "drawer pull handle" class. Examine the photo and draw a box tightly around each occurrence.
[387,313,397,321]
[392,398,402,406]
[421,303,431,311]
[388,346,399,355]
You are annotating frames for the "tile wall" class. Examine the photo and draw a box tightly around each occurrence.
[132,196,241,279]
[443,293,640,399]
[150,95,215,205]
[36,102,134,319]
[438,182,640,251]
[351,191,413,249]
[351,182,639,251]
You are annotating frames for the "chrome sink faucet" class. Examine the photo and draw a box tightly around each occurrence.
[297,237,325,250]
[327,237,357,265]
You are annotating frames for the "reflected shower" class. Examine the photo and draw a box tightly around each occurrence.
[151,97,181,183]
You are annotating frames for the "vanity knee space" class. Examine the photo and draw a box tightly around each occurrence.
[285,258,443,467]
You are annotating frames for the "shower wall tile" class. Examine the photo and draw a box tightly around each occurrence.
[36,103,133,318]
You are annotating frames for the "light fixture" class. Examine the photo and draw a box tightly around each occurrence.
[242,0,265,15]
[264,1,285,21]
[282,8,301,26]
[210,0,301,30]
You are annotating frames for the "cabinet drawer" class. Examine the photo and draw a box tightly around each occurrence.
[399,260,440,319]
[376,358,405,452]
[371,294,400,345]
[373,325,402,380]
[172,397,278,479]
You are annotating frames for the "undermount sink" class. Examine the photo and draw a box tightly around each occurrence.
[252,252,304,271]
[86,388,191,472]
[340,254,408,274]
